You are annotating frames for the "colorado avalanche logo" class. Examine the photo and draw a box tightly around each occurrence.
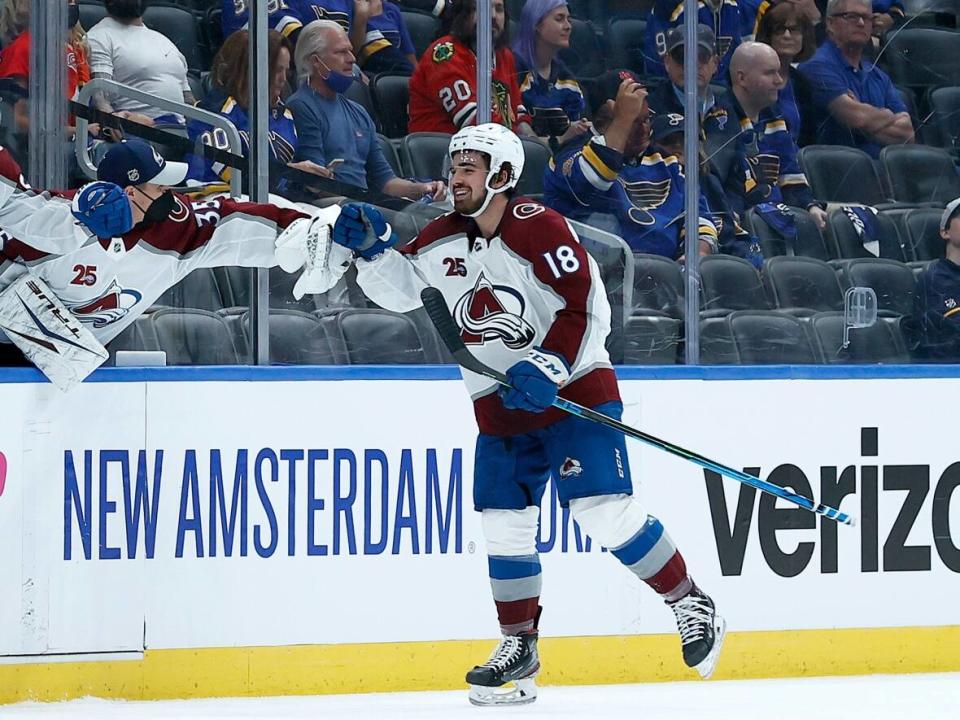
[559,457,583,478]
[453,273,536,349]
[68,280,142,328]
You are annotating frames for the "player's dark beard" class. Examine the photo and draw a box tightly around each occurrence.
[105,0,146,20]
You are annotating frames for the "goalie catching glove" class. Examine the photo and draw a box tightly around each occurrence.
[332,202,398,260]
[274,204,352,300]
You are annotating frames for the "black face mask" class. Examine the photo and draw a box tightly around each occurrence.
[105,0,146,19]
[68,4,80,28]
[138,189,176,223]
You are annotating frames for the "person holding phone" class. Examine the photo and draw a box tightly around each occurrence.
[287,20,446,201]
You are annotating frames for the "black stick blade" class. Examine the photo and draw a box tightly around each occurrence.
[420,287,507,382]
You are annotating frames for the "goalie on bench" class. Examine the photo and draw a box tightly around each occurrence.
[330,122,726,706]
[0,138,349,387]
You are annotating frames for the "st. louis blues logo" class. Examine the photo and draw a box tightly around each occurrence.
[67,280,142,328]
[453,273,536,348]
[621,177,672,226]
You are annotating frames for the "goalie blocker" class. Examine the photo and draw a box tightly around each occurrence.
[0,274,107,392]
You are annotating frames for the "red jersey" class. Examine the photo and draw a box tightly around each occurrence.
[408,35,531,134]
[0,32,85,99]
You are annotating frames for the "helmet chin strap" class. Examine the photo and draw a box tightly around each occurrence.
[464,169,509,218]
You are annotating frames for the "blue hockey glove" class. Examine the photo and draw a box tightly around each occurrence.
[500,348,571,413]
[71,181,133,238]
[332,202,397,260]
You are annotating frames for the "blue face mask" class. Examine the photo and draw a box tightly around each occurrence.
[318,57,354,93]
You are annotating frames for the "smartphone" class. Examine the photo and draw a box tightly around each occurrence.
[326,158,344,170]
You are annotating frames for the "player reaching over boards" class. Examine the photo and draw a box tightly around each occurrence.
[329,123,726,706]
[0,138,350,388]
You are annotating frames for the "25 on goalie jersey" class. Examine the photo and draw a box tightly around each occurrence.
[355,198,620,437]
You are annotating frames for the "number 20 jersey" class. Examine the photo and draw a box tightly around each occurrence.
[355,198,620,436]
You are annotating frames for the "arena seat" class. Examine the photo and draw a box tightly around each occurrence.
[517,138,552,197]
[328,308,428,364]
[150,308,240,364]
[630,253,684,318]
[623,315,680,364]
[839,258,917,316]
[799,146,890,206]
[370,74,411,138]
[764,256,845,312]
[882,28,960,93]
[377,133,404,177]
[727,310,819,364]
[144,4,205,73]
[401,132,452,180]
[809,311,911,364]
[700,315,740,364]
[927,85,960,151]
[154,268,228,312]
[240,309,339,365]
[557,18,606,77]
[604,17,647,75]
[400,10,440,59]
[826,208,911,262]
[748,206,837,261]
[699,254,770,315]
[880,145,960,205]
[902,208,946,261]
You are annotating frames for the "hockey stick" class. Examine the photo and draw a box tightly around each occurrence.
[420,287,855,527]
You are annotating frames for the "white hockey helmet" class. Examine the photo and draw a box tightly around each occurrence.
[448,123,525,217]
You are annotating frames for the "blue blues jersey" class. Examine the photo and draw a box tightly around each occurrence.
[644,0,743,80]
[359,2,415,73]
[186,95,299,190]
[543,134,718,258]
[730,100,814,213]
[516,57,586,123]
[221,0,352,40]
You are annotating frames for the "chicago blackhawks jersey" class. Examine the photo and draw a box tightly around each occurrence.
[408,35,531,134]
[355,197,619,436]
[0,193,306,345]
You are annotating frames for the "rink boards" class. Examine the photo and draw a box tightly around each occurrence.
[0,366,958,702]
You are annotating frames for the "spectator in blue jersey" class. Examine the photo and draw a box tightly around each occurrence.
[755,1,817,146]
[288,20,445,200]
[798,0,913,158]
[644,0,743,82]
[351,0,417,74]
[543,74,719,259]
[728,42,828,228]
[186,30,330,193]
[512,0,590,146]
[911,198,960,361]
[221,1,353,48]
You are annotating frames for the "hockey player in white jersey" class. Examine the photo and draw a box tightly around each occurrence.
[331,123,726,705]
[0,138,348,387]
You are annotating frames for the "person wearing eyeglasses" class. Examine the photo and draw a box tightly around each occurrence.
[797,0,913,158]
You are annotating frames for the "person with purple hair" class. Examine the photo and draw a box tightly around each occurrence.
[513,0,590,145]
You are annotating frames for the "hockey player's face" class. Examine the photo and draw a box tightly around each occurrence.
[449,151,492,215]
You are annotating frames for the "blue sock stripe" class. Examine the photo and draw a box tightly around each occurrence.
[487,554,542,580]
[610,517,664,567]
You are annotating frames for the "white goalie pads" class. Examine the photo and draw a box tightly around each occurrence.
[0,274,108,392]
[274,204,353,300]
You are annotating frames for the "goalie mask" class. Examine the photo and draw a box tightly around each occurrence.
[448,124,525,218]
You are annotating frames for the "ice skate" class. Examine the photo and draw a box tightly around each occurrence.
[668,586,726,679]
[466,631,540,706]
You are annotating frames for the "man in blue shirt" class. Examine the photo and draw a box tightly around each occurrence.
[287,20,445,200]
[798,0,913,158]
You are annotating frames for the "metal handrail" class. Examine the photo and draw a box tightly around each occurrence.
[74,78,244,198]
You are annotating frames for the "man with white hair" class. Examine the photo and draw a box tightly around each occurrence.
[286,20,446,201]
[728,41,828,228]
[798,0,913,158]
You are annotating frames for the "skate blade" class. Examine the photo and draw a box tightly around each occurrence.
[695,614,727,680]
[468,677,538,706]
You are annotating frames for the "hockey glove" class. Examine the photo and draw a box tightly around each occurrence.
[500,348,570,413]
[71,181,133,238]
[275,206,352,299]
[332,202,397,260]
